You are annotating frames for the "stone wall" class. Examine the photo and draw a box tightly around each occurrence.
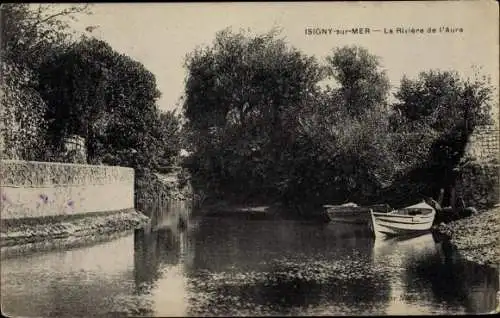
[455,125,500,209]
[63,135,87,164]
[0,160,134,220]
[455,162,499,209]
[464,125,499,163]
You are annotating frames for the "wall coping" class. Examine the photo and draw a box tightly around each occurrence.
[0,159,134,172]
[1,160,136,219]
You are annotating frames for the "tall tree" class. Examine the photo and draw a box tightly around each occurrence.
[37,37,173,169]
[325,46,390,117]
[37,37,115,152]
[156,110,183,168]
[0,4,91,70]
[183,28,324,200]
[0,4,91,161]
[393,70,493,135]
[288,47,394,204]
[184,28,323,130]
[390,69,494,203]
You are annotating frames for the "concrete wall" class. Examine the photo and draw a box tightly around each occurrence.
[0,160,134,220]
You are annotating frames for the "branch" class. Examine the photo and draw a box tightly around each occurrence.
[33,10,73,27]
[27,4,90,34]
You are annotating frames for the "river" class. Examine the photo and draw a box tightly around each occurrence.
[1,201,498,316]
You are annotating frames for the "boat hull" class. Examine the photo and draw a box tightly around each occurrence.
[370,209,436,238]
[324,204,390,225]
[325,208,371,224]
[326,215,370,224]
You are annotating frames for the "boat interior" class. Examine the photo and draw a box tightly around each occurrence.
[394,208,435,216]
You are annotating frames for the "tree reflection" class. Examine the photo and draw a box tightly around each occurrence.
[188,217,376,273]
[405,238,499,314]
[133,226,181,294]
[133,200,193,295]
[185,218,392,315]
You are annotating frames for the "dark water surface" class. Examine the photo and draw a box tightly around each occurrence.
[1,201,499,316]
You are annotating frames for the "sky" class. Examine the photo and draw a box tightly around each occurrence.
[63,1,498,119]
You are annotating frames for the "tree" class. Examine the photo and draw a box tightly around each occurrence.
[393,70,492,132]
[183,28,324,200]
[390,69,495,203]
[0,4,91,161]
[285,47,393,205]
[0,4,91,70]
[325,46,390,117]
[37,36,174,169]
[393,70,493,166]
[184,27,323,129]
[155,110,183,168]
[294,91,398,205]
[37,37,116,154]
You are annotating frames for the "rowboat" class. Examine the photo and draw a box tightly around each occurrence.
[369,201,436,238]
[323,203,391,224]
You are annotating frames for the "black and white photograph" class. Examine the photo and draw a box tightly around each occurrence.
[1,1,499,316]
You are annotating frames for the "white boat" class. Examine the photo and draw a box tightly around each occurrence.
[369,201,436,238]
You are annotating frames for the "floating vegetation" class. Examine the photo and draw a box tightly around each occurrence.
[197,258,389,283]
[185,258,394,316]
[109,294,154,316]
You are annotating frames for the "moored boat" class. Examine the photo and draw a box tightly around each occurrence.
[369,201,436,238]
[323,203,391,224]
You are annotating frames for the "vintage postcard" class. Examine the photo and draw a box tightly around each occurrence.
[1,1,499,316]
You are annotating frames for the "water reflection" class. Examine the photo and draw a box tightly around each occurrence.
[184,218,393,315]
[133,228,179,293]
[1,203,499,317]
[1,235,136,317]
[406,239,499,314]
[372,233,499,315]
[147,199,192,231]
[132,200,194,316]
[189,219,375,273]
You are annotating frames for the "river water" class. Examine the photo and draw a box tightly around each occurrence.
[1,201,499,316]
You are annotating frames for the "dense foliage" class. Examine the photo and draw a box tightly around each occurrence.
[1,4,184,216]
[183,28,325,202]
[2,4,494,214]
[0,4,89,160]
[384,70,494,205]
[0,61,48,160]
[183,28,495,209]
[0,4,90,69]
[36,37,181,169]
[2,4,182,171]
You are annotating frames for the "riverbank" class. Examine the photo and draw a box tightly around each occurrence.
[197,202,277,219]
[135,168,194,219]
[194,201,329,222]
[436,206,499,266]
[0,209,150,250]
